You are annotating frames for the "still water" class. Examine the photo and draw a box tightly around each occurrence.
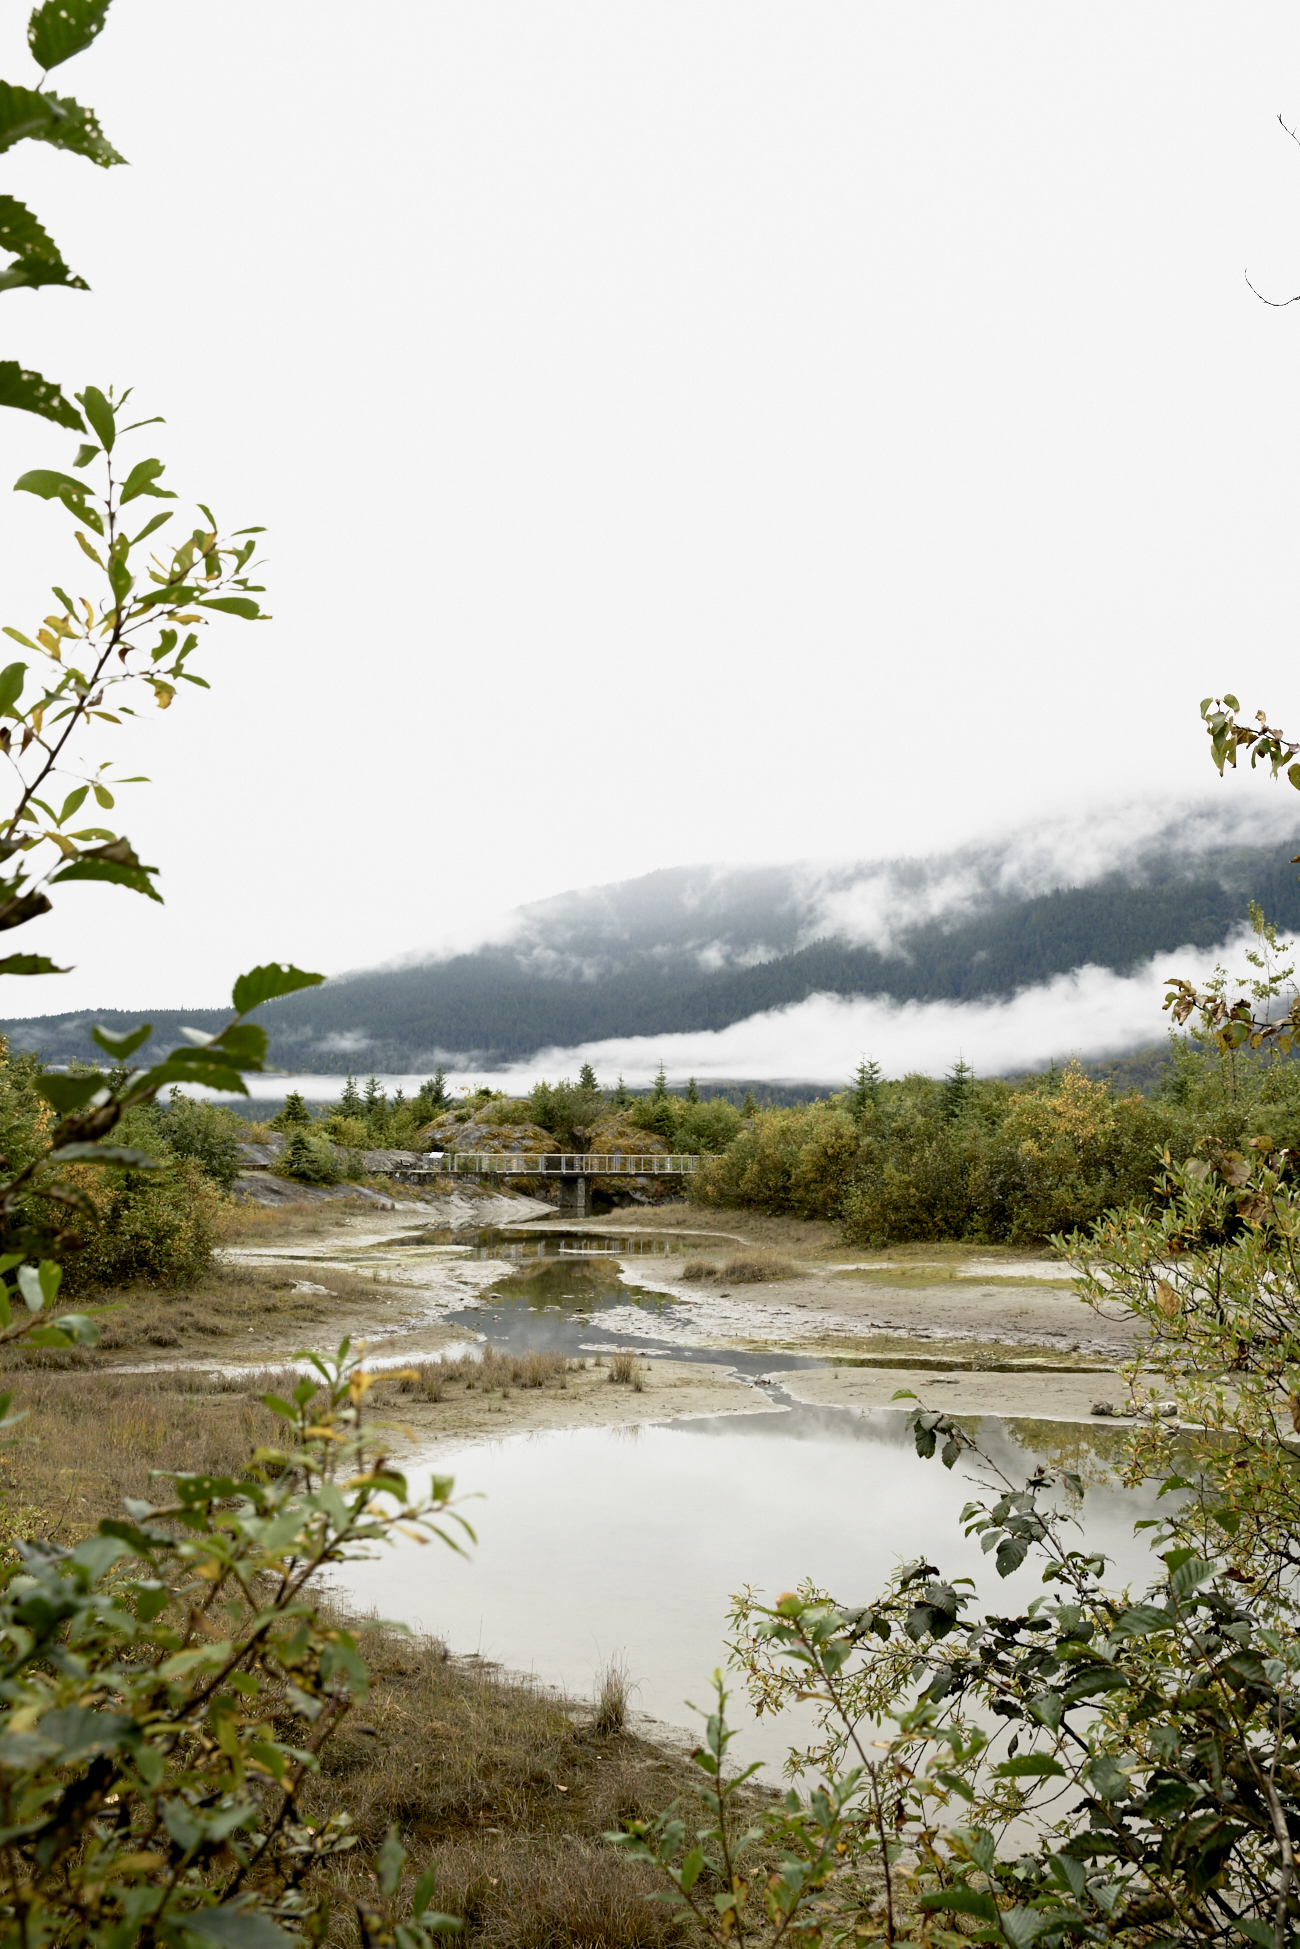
[329,1398,1159,1766]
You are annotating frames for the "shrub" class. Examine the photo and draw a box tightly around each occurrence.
[155,1090,244,1191]
[61,1157,228,1292]
[277,1129,341,1185]
[270,1088,313,1129]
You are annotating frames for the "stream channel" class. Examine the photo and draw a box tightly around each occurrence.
[319,1223,1163,1766]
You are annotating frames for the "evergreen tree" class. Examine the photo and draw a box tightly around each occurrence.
[339,1074,361,1117]
[742,1090,758,1117]
[271,1089,312,1130]
[686,1076,700,1104]
[612,1074,631,1108]
[578,1062,598,1091]
[364,1075,385,1116]
[941,1057,976,1120]
[848,1057,882,1118]
[651,1064,669,1102]
[414,1067,450,1116]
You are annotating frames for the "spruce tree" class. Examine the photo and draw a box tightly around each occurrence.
[742,1090,757,1117]
[612,1075,631,1109]
[942,1057,976,1120]
[339,1074,362,1117]
[849,1057,882,1119]
[578,1062,598,1091]
[271,1089,312,1130]
[651,1064,669,1102]
[685,1076,700,1104]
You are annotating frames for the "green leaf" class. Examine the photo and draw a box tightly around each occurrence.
[178,1907,297,1949]
[129,510,171,546]
[0,952,65,975]
[78,384,114,451]
[1113,1604,1173,1637]
[377,1828,407,1898]
[71,443,97,467]
[0,361,82,429]
[995,1753,1066,1779]
[0,662,25,716]
[1168,1554,1218,1599]
[16,1259,61,1313]
[232,963,325,1015]
[914,1888,999,1922]
[28,0,112,72]
[90,1021,151,1058]
[1085,1755,1132,1801]
[119,456,175,504]
[14,467,93,513]
[36,1073,105,1115]
[412,1865,440,1919]
[1231,1920,1275,1949]
[132,1058,246,1098]
[47,1143,160,1167]
[0,195,63,262]
[51,856,161,902]
[92,783,113,809]
[0,256,85,296]
[1223,692,1241,711]
[197,595,262,618]
[0,83,124,167]
[211,1022,268,1069]
[1026,1692,1063,1730]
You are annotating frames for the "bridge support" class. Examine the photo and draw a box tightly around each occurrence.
[557,1175,588,1216]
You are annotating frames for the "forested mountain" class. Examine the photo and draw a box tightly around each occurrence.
[5,809,1299,1076]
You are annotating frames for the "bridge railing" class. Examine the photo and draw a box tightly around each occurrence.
[391,1152,699,1180]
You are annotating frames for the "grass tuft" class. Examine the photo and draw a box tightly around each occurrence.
[682,1251,797,1283]
[592,1654,634,1736]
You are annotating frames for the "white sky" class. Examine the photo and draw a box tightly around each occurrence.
[4,2,1300,1014]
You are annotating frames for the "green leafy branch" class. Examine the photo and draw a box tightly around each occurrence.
[0,0,123,428]
[0,385,268,972]
[0,1339,469,1947]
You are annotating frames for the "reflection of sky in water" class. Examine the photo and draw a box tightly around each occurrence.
[330,1403,1163,1768]
[392,1226,709,1262]
[442,1256,828,1374]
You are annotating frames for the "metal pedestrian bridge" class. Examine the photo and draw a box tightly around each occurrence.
[390,1151,698,1212]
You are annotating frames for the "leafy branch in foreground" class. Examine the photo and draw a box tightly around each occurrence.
[0,387,320,1337]
[0,381,269,965]
[0,1338,465,1947]
[619,1144,1300,1948]
[1,0,123,427]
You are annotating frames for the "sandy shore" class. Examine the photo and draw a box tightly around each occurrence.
[772,1362,1126,1424]
[204,1200,1142,1436]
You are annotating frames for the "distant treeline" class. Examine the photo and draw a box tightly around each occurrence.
[3,848,1297,1073]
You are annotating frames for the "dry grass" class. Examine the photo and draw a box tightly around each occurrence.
[0,1258,421,1371]
[218,1199,374,1241]
[303,1621,749,1947]
[681,1251,797,1284]
[0,1366,786,1946]
[394,1347,571,1404]
[607,1351,645,1391]
[0,1366,292,1536]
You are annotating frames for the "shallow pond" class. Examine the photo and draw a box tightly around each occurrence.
[330,1398,1159,1766]
[441,1254,828,1376]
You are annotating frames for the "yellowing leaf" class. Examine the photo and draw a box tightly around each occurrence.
[1156,1280,1179,1319]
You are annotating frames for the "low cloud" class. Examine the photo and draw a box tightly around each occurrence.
[463,932,1250,1090]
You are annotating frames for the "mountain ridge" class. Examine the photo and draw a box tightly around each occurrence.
[4,811,1300,1075]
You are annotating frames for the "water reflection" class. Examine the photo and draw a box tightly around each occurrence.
[445,1255,828,1377]
[330,1402,1161,1767]
[392,1225,709,1262]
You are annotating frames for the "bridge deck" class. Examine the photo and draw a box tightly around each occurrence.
[393,1152,698,1180]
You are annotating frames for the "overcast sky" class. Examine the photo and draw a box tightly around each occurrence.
[4,2,1300,1016]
